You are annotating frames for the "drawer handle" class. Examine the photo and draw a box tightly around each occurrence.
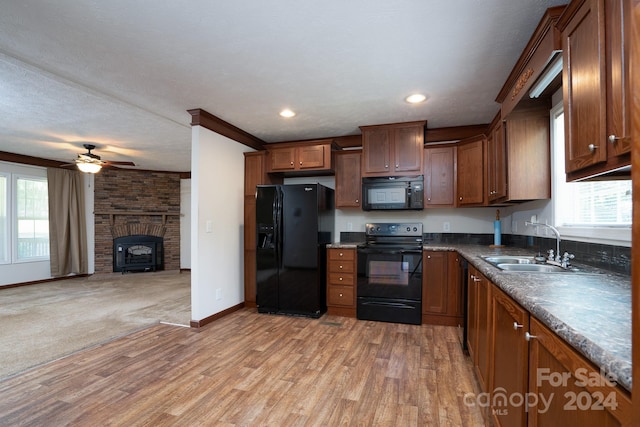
[513,322,523,330]
[525,332,537,341]
[339,252,343,257]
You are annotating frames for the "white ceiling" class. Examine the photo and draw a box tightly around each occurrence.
[0,0,567,172]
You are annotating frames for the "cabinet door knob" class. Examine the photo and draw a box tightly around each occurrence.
[473,277,481,283]
[588,144,598,153]
[290,161,294,165]
[513,322,523,330]
[339,265,343,269]
[299,161,303,165]
[459,196,463,201]
[427,255,431,259]
[355,199,359,203]
[339,277,343,281]
[525,332,537,341]
[395,164,399,168]
[339,253,343,256]
[385,164,389,168]
[427,198,431,202]
[608,134,625,143]
[339,293,343,297]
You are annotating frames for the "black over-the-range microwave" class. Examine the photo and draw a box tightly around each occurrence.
[361,175,424,211]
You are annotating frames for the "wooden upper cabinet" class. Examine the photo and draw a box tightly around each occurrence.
[504,106,551,202]
[334,150,362,208]
[558,0,631,180]
[360,121,426,177]
[424,144,456,208]
[486,114,507,203]
[269,146,297,171]
[266,139,334,174]
[244,151,267,197]
[456,135,486,206]
[561,0,607,173]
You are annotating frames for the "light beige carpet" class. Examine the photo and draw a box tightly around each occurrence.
[0,270,190,379]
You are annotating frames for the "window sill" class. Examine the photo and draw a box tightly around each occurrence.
[556,226,631,247]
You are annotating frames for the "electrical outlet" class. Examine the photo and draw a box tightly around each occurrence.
[443,222,450,232]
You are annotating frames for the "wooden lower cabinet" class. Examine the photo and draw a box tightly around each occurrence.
[467,265,491,392]
[482,279,632,427]
[527,317,631,426]
[490,285,530,427]
[326,248,356,317]
[422,251,463,326]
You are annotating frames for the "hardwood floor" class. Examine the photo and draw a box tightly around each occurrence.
[0,309,486,426]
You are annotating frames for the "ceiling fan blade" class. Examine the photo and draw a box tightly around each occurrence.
[103,161,136,167]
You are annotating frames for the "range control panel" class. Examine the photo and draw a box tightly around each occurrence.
[365,223,423,237]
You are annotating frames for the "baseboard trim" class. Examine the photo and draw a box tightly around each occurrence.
[190,302,245,328]
[0,274,91,290]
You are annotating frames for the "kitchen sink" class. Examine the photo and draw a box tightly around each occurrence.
[496,263,567,273]
[482,255,534,264]
[480,255,575,273]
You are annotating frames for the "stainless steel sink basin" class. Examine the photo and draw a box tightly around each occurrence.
[480,254,574,273]
[482,255,533,264]
[496,263,567,273]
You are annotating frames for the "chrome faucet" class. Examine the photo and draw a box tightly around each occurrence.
[525,221,568,267]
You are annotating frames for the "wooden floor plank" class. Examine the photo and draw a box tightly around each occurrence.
[0,308,486,426]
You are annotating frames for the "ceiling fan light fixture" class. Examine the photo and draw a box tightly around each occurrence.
[405,93,426,104]
[77,162,102,173]
[279,109,296,118]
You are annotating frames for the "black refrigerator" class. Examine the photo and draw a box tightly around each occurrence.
[255,183,334,318]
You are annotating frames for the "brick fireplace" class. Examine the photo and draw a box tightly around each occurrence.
[94,169,181,274]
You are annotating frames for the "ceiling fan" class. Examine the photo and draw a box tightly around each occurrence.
[64,144,136,173]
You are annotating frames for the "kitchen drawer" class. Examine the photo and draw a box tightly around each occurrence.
[328,285,355,307]
[328,272,355,286]
[328,260,355,274]
[328,248,355,262]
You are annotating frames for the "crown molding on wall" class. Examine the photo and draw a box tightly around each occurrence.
[187,108,265,151]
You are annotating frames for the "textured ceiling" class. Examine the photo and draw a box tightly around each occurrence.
[0,0,567,172]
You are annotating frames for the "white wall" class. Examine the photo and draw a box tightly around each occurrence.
[180,178,191,269]
[190,126,252,322]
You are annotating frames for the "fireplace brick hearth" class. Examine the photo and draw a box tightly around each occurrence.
[94,169,181,274]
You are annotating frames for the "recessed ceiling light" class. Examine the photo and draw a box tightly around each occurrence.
[405,94,426,104]
[279,109,296,118]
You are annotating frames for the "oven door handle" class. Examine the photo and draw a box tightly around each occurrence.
[357,248,422,255]
[360,301,417,310]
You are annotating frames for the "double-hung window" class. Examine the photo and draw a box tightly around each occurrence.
[0,163,49,264]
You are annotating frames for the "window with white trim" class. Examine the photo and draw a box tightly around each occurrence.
[0,163,49,264]
[552,102,632,244]
[15,176,49,260]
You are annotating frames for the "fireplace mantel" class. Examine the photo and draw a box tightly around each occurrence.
[94,211,180,226]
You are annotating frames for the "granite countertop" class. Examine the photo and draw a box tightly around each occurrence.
[424,244,632,392]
